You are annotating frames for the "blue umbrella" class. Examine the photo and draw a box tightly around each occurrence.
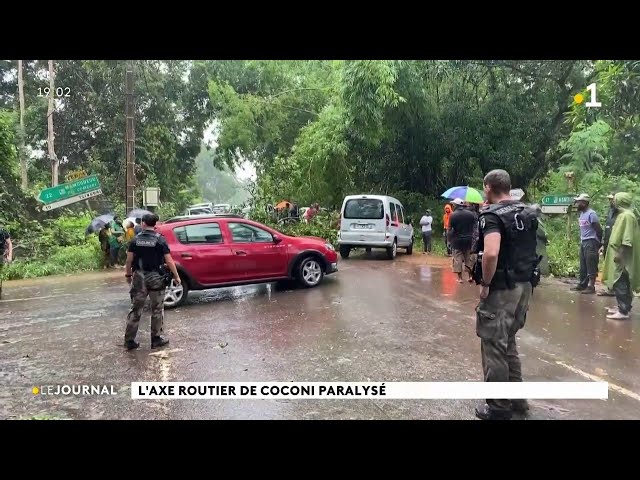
[441,186,484,204]
[86,214,115,235]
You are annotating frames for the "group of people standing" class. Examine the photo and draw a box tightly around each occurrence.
[571,192,640,320]
[98,216,143,268]
[420,199,480,284]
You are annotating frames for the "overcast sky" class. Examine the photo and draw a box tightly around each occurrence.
[203,122,256,181]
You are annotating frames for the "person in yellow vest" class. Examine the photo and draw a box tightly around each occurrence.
[124,221,136,242]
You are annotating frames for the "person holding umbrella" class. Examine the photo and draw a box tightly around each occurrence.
[448,198,477,283]
[107,220,124,267]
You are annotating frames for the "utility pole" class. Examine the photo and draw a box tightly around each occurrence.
[47,60,59,186]
[125,61,136,211]
[565,171,575,240]
[17,60,28,189]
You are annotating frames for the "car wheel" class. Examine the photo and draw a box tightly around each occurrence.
[164,274,189,309]
[406,241,413,255]
[298,257,324,288]
[386,239,397,260]
[339,246,351,259]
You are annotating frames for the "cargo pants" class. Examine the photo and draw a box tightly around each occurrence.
[125,271,165,342]
[475,281,533,414]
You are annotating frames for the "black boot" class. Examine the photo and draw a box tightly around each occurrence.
[125,340,140,351]
[475,403,512,420]
[510,399,530,415]
[151,336,169,349]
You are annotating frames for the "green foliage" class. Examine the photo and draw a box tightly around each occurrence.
[1,213,103,280]
[3,239,101,280]
[277,221,338,247]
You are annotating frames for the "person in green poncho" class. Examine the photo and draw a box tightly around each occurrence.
[602,192,640,320]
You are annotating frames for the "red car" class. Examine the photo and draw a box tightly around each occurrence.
[155,214,338,308]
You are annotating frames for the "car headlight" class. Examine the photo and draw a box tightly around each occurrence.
[325,243,335,251]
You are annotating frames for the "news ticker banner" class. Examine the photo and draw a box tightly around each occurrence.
[131,382,608,400]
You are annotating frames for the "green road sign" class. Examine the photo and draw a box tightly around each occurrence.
[541,194,574,206]
[37,175,101,204]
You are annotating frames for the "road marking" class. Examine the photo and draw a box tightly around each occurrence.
[0,294,74,303]
[556,361,640,402]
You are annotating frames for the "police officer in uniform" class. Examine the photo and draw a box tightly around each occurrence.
[474,169,540,420]
[124,213,180,350]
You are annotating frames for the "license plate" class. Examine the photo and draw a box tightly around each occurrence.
[353,224,371,230]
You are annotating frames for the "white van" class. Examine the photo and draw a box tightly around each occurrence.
[337,194,414,260]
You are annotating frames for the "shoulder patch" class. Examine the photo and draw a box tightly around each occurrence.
[480,217,486,230]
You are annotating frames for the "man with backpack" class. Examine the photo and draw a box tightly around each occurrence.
[473,169,540,420]
[124,214,180,350]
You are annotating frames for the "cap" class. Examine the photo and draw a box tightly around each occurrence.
[574,193,590,202]
[607,193,615,199]
[451,198,464,205]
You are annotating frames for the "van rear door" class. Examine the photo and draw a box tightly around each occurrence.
[340,197,386,244]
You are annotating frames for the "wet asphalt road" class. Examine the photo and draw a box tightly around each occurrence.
[1,251,639,420]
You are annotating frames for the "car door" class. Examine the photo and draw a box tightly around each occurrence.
[398,204,411,247]
[388,202,401,241]
[226,222,288,279]
[172,222,235,285]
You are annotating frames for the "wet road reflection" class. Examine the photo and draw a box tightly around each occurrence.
[1,253,639,419]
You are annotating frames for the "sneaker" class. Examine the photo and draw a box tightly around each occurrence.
[151,336,170,348]
[570,286,586,292]
[124,340,140,351]
[581,287,596,294]
[606,307,618,314]
[475,403,512,420]
[606,311,630,320]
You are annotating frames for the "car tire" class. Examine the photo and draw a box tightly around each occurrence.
[339,246,351,259]
[386,239,397,260]
[406,241,413,255]
[164,273,189,309]
[298,256,325,288]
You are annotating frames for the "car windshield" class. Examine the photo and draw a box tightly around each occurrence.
[344,199,384,219]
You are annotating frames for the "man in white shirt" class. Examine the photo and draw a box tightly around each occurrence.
[420,209,433,253]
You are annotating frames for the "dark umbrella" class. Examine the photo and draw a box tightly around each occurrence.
[86,214,115,235]
[127,208,153,219]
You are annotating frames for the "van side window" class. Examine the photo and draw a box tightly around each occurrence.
[398,205,405,224]
[389,203,398,223]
